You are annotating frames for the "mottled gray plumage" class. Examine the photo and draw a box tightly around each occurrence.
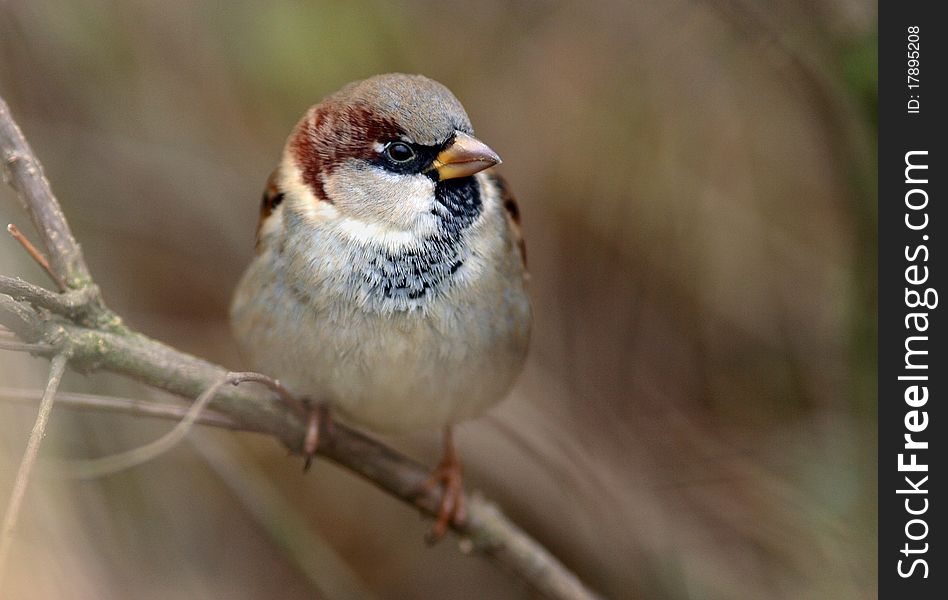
[230,74,530,434]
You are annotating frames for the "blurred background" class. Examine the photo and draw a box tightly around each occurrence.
[0,1,877,599]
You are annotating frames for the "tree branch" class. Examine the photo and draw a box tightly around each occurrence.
[0,96,90,289]
[0,275,99,320]
[0,94,602,600]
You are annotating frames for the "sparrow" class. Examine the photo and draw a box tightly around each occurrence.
[229,73,531,539]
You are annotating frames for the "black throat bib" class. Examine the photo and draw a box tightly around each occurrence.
[366,176,482,304]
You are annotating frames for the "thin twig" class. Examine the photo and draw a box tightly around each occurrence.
[58,372,278,479]
[223,371,307,417]
[0,387,248,431]
[0,353,68,589]
[0,339,56,353]
[6,224,64,291]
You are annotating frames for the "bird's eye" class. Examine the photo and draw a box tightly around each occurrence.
[384,142,415,163]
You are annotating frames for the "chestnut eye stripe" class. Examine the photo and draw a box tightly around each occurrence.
[292,101,459,201]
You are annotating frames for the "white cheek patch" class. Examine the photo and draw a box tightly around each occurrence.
[322,163,440,251]
[279,148,444,254]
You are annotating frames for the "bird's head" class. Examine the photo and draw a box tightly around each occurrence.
[271,73,501,241]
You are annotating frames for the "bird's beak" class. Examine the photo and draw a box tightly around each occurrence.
[431,132,501,180]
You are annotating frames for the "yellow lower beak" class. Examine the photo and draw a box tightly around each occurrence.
[431,132,501,180]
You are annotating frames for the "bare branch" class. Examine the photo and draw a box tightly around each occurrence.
[0,97,91,289]
[0,93,603,600]
[0,275,98,319]
[1,372,599,600]
[0,293,43,342]
[0,353,68,589]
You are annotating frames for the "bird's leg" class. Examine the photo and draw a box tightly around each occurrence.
[420,426,466,543]
[302,402,332,472]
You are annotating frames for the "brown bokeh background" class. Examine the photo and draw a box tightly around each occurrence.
[1,1,877,599]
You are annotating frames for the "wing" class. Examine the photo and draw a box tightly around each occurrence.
[484,170,527,269]
[255,168,285,252]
